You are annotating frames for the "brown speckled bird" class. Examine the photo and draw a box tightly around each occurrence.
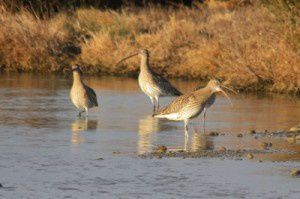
[70,65,98,117]
[115,49,182,113]
[154,80,233,137]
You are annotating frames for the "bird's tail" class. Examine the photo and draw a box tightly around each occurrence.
[173,88,182,96]
[152,113,165,118]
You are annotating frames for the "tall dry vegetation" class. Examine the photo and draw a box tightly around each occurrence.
[0,1,299,94]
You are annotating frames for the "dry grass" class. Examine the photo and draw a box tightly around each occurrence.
[0,1,299,94]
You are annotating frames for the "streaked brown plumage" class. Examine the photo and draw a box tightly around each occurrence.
[154,79,232,137]
[70,65,98,117]
[116,49,182,113]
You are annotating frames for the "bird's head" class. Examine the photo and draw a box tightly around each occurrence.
[206,79,237,106]
[71,65,83,75]
[138,49,149,59]
[114,48,149,67]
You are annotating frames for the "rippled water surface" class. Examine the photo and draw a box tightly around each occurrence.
[0,74,299,198]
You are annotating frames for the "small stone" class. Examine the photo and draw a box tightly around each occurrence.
[260,142,268,149]
[96,157,104,160]
[113,151,121,154]
[219,147,226,152]
[258,160,263,163]
[289,124,300,133]
[267,142,273,147]
[290,169,300,177]
[254,135,259,139]
[287,137,296,144]
[209,131,219,136]
[237,133,243,138]
[0,183,2,188]
[250,130,256,135]
[154,145,167,153]
[247,153,254,159]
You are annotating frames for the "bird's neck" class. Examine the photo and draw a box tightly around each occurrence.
[195,86,215,100]
[140,56,150,73]
[72,72,83,86]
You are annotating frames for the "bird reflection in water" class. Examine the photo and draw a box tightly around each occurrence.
[138,115,160,154]
[191,131,214,151]
[70,118,98,145]
[178,130,214,152]
[139,115,195,153]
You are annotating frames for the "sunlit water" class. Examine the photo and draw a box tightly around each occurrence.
[0,74,299,198]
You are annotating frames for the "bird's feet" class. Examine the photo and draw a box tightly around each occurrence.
[77,111,84,118]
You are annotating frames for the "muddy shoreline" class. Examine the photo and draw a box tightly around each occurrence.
[139,130,300,160]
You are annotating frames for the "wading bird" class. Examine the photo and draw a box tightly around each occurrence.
[70,65,98,117]
[115,49,182,113]
[154,79,233,137]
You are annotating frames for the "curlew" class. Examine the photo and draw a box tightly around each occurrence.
[154,80,233,137]
[70,65,98,117]
[115,49,182,113]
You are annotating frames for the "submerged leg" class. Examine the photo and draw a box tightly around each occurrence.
[85,107,89,117]
[203,108,207,133]
[150,97,156,113]
[184,135,188,151]
[78,110,84,118]
[184,119,189,138]
[155,96,159,111]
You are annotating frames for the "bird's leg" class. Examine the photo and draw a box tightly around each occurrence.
[184,119,189,138]
[203,108,207,134]
[184,135,188,151]
[150,97,156,114]
[78,110,84,118]
[155,96,159,112]
[85,107,89,117]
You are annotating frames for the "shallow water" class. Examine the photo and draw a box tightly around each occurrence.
[0,74,299,198]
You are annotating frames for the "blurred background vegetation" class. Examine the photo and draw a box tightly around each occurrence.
[0,0,299,94]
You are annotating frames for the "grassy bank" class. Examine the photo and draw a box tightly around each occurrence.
[0,1,299,94]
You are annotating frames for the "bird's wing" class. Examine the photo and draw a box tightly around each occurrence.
[152,72,182,96]
[155,93,195,116]
[84,85,98,107]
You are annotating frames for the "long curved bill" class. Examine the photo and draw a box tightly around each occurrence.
[114,52,138,66]
[221,85,238,94]
[219,89,233,107]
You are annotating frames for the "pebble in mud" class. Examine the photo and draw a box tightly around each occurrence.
[260,142,272,149]
[113,151,121,154]
[287,137,296,143]
[208,131,219,136]
[290,169,300,177]
[247,154,254,159]
[237,133,243,138]
[250,130,256,135]
[154,145,167,153]
[289,124,300,133]
[219,147,227,152]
